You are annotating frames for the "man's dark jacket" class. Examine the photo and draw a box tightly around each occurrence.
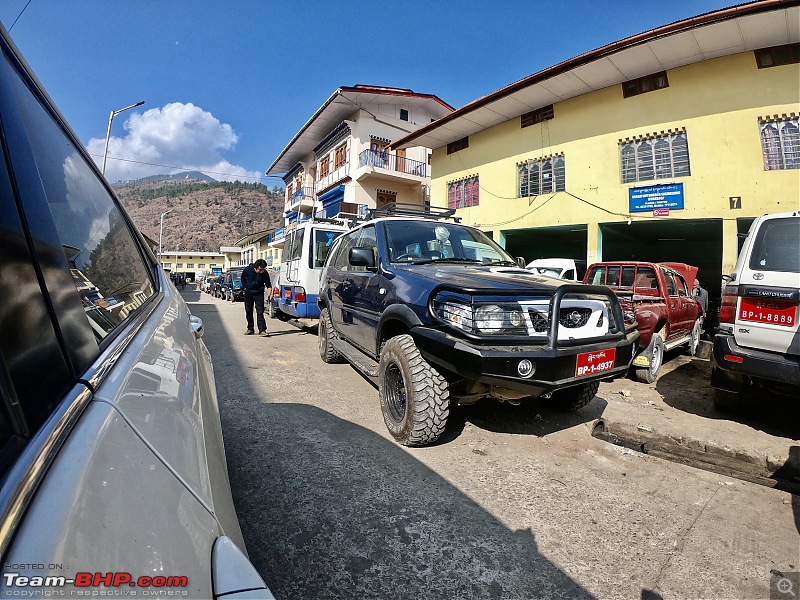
[241,264,271,297]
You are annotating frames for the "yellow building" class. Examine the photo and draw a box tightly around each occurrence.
[395,0,799,303]
[159,251,225,279]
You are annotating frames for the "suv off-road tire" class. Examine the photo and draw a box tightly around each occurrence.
[319,308,343,364]
[378,334,449,446]
[634,332,664,384]
[545,380,600,412]
[267,299,277,319]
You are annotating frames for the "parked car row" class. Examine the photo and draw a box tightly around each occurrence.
[202,268,245,301]
[311,204,798,445]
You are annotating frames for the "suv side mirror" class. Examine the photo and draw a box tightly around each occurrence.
[349,247,376,269]
[516,257,526,268]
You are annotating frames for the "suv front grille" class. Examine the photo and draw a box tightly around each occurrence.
[528,307,593,332]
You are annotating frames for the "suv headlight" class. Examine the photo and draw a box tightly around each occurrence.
[434,294,528,336]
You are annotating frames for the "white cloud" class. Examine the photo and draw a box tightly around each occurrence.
[87,102,261,183]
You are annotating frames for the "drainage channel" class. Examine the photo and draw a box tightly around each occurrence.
[591,419,800,495]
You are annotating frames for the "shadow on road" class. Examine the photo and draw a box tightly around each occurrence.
[190,291,597,599]
[656,359,800,440]
[442,396,607,444]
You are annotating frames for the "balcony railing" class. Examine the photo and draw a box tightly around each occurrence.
[285,187,315,212]
[358,149,427,177]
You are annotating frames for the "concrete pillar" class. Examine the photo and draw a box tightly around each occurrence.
[721,218,739,276]
[587,222,601,265]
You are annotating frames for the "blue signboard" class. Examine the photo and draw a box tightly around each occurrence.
[629,183,684,213]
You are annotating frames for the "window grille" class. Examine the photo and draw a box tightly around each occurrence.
[760,118,800,170]
[518,155,565,197]
[620,132,690,183]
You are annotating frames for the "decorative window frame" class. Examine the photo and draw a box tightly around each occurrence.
[517,153,565,197]
[334,142,347,169]
[619,128,690,183]
[446,175,479,209]
[759,114,800,170]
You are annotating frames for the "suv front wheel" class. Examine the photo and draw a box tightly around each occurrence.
[378,334,449,446]
[319,308,343,363]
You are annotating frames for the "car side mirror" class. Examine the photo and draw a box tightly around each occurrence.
[516,257,526,268]
[349,247,376,269]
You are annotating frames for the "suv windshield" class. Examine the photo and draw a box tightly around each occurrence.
[384,220,515,265]
[748,216,800,273]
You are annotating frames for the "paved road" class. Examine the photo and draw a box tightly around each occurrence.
[186,288,798,600]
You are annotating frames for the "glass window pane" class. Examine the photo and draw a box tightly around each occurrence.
[518,165,528,198]
[621,266,635,288]
[8,54,155,342]
[637,140,654,181]
[654,138,672,179]
[531,163,541,196]
[621,144,636,183]
[779,119,800,169]
[554,156,566,192]
[672,134,691,177]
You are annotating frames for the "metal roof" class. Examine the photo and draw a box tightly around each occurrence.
[393,0,800,150]
[266,85,454,175]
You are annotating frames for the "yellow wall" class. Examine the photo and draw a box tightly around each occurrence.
[431,51,800,275]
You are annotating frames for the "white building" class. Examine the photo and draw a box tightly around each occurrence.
[266,85,454,226]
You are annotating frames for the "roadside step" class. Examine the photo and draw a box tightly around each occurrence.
[591,418,800,494]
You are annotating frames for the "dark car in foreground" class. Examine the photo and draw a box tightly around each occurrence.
[318,205,638,446]
[0,24,273,598]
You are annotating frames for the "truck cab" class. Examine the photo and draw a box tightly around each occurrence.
[271,219,347,320]
[584,261,702,383]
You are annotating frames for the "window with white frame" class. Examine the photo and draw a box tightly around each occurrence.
[518,155,565,197]
[447,176,479,209]
[760,117,800,170]
[620,131,690,183]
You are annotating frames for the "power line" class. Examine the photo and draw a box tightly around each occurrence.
[8,0,32,31]
[88,153,271,182]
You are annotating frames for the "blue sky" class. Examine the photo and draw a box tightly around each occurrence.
[1,0,734,184]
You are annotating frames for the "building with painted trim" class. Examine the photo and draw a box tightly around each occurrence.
[265,85,454,257]
[394,0,799,305]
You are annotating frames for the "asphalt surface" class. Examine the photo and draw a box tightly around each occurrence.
[186,287,799,600]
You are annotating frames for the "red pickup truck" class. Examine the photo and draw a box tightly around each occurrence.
[584,262,703,383]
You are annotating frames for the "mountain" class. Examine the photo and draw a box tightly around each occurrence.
[113,175,285,253]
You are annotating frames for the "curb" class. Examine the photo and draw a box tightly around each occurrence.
[591,417,800,494]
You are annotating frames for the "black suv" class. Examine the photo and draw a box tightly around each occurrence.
[318,205,639,445]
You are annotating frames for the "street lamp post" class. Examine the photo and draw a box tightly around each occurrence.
[102,100,145,176]
[158,209,173,260]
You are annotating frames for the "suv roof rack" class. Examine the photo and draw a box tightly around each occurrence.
[366,202,461,223]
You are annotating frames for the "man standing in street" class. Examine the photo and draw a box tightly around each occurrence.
[241,259,271,336]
